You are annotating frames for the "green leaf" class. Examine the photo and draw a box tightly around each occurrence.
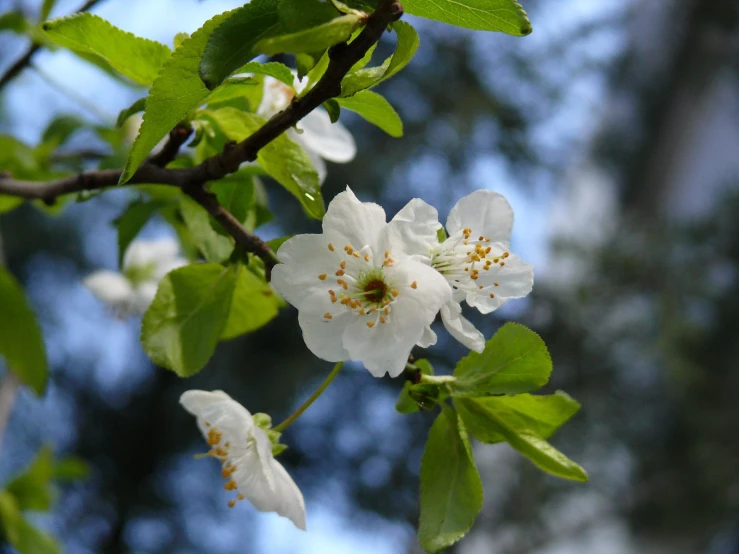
[0,491,22,545]
[395,382,419,414]
[114,199,164,268]
[12,518,60,554]
[0,268,48,395]
[40,0,58,21]
[341,21,419,96]
[210,172,255,229]
[236,61,295,86]
[179,196,234,263]
[402,0,532,36]
[40,115,84,150]
[205,107,324,219]
[116,97,146,127]
[256,14,361,55]
[0,12,28,34]
[221,268,280,339]
[198,0,281,90]
[6,447,54,512]
[41,13,171,85]
[323,99,341,123]
[141,263,239,376]
[456,397,588,481]
[0,136,41,214]
[451,323,552,397]
[120,9,235,184]
[336,90,403,137]
[52,457,90,481]
[278,0,338,30]
[418,404,482,553]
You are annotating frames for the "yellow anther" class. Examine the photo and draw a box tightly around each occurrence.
[359,308,366,315]
[479,285,484,289]
[489,293,495,298]
[345,245,354,254]
[500,261,505,267]
[493,258,499,263]
[366,321,375,328]
[411,281,418,289]
[380,316,386,324]
[485,238,491,242]
[391,289,399,297]
[237,494,245,501]
[335,269,345,276]
[479,236,484,241]
[328,243,335,252]
[324,312,333,320]
[369,306,377,313]
[494,282,499,287]
[353,252,361,258]
[384,250,390,258]
[383,307,389,315]
[228,500,236,508]
[485,247,492,253]
[318,274,327,280]
[340,261,347,269]
[364,253,370,261]
[207,428,222,446]
[503,252,510,258]
[224,480,238,491]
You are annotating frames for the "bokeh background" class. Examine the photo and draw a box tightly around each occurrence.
[2,0,739,552]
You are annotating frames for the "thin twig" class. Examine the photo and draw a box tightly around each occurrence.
[0,0,106,91]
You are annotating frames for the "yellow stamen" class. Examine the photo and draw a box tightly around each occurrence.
[366,321,375,328]
[318,274,327,280]
[328,243,334,252]
[324,313,332,320]
[411,281,417,289]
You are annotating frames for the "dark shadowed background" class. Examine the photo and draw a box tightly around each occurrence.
[1,0,739,552]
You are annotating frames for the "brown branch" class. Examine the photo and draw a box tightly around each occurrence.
[0,0,404,277]
[0,0,106,91]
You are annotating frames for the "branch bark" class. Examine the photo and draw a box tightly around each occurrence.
[0,0,106,91]
[0,0,404,276]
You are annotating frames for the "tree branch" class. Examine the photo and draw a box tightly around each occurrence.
[0,0,106,91]
[0,0,404,277]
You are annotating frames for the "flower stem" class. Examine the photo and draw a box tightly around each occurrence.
[274,362,344,433]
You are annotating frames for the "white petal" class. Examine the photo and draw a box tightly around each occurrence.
[380,198,440,259]
[468,254,534,314]
[83,270,135,309]
[131,282,158,314]
[257,76,294,118]
[297,109,356,163]
[322,187,386,250]
[152,256,188,281]
[446,190,514,247]
[271,233,344,314]
[124,237,181,270]
[179,389,255,439]
[342,260,451,377]
[417,325,437,348]
[269,459,307,530]
[440,300,485,352]
[298,310,351,363]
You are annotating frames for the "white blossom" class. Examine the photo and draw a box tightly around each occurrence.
[180,390,306,530]
[258,74,356,182]
[396,190,534,352]
[271,187,452,377]
[83,237,186,316]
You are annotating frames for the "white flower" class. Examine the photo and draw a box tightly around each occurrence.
[271,187,452,377]
[180,390,306,530]
[396,190,534,352]
[258,74,356,182]
[83,237,187,316]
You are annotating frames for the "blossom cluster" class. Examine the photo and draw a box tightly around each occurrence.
[272,187,534,377]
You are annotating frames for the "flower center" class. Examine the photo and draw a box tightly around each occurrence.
[431,228,508,299]
[200,423,246,508]
[318,242,415,328]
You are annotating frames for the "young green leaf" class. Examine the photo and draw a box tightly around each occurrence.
[141,263,239,376]
[337,90,403,137]
[6,447,54,512]
[198,0,281,89]
[256,14,362,55]
[204,107,324,219]
[116,97,146,128]
[323,99,341,123]
[0,136,41,214]
[402,0,532,36]
[0,268,48,395]
[0,11,28,34]
[235,61,295,86]
[120,9,234,184]
[451,322,552,397]
[456,397,588,481]
[418,404,483,553]
[0,491,22,545]
[341,21,420,97]
[221,268,280,339]
[42,13,171,85]
[11,517,60,554]
[51,457,90,481]
[179,196,234,263]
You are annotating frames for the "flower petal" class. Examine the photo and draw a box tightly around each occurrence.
[446,190,514,247]
[179,389,255,438]
[297,109,356,163]
[322,187,386,250]
[269,459,307,530]
[298,310,351,362]
[417,325,437,348]
[83,270,135,308]
[124,237,181,269]
[440,300,485,352]
[380,198,440,259]
[468,254,534,314]
[294,133,328,184]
